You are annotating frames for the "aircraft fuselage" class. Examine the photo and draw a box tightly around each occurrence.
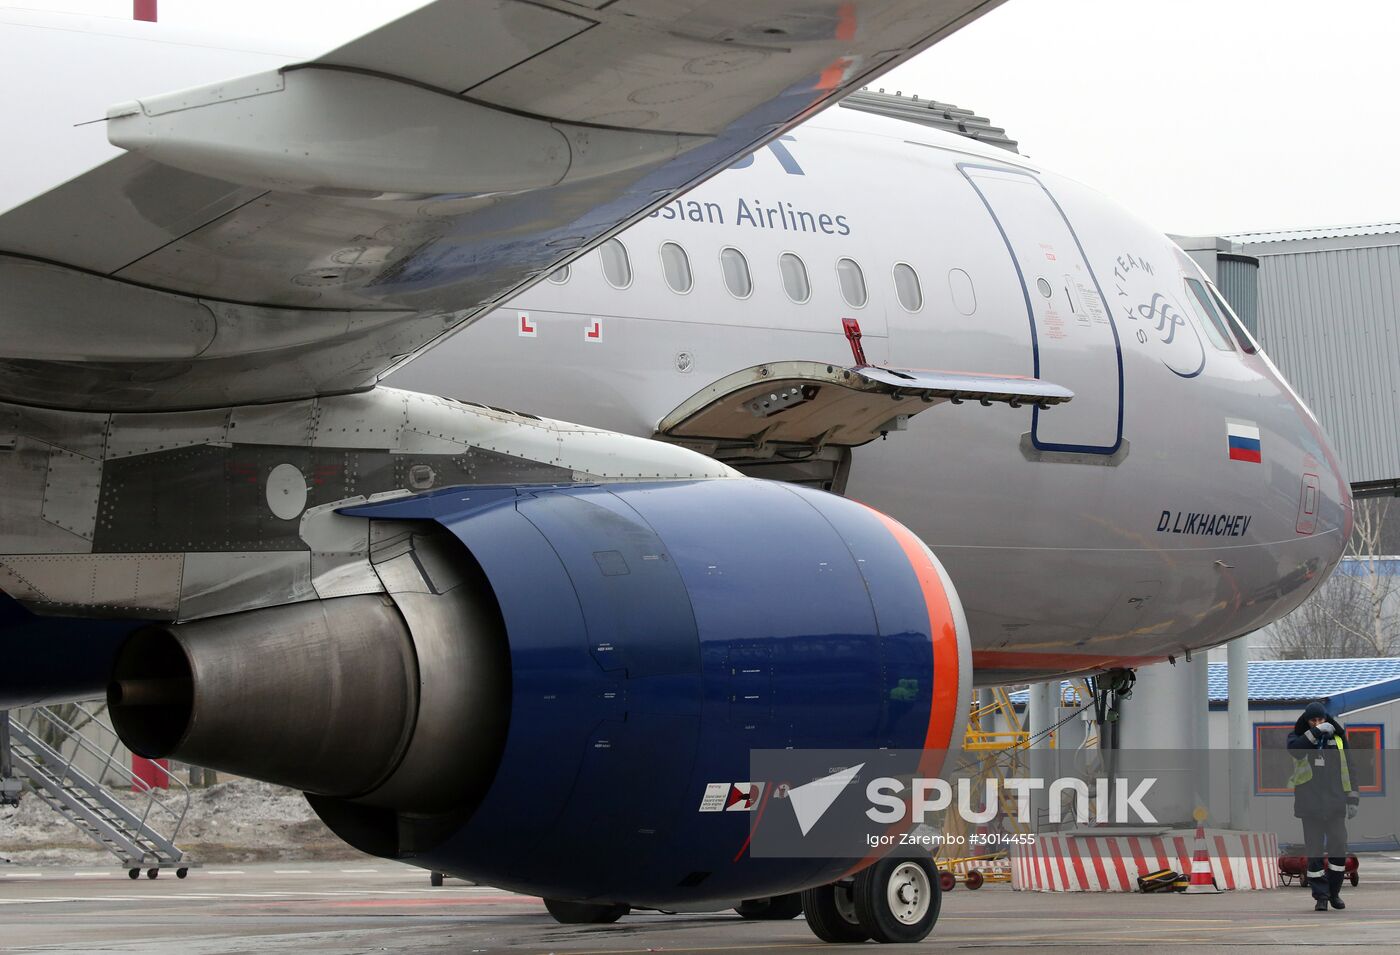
[393,108,1352,682]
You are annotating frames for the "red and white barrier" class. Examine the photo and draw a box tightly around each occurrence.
[1011,830,1279,891]
[948,856,1012,879]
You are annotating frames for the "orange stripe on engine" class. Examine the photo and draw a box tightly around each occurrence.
[841,506,959,878]
[862,508,960,762]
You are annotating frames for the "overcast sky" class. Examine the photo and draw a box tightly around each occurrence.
[13,0,1400,236]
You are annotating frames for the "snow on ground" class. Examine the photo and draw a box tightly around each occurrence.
[0,779,369,866]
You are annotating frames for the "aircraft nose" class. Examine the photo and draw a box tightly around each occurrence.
[1311,420,1352,563]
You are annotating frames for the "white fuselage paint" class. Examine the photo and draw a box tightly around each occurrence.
[394,109,1352,681]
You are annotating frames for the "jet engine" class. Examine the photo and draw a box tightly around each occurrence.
[108,479,970,907]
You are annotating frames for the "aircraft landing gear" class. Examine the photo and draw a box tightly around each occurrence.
[801,880,867,943]
[543,898,630,924]
[803,858,942,944]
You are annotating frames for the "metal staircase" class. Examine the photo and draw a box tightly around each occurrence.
[5,703,195,878]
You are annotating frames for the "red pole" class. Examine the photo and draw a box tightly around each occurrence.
[133,0,157,22]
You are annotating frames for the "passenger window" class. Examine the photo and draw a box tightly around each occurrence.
[948,268,977,315]
[1183,278,1235,351]
[779,252,810,303]
[893,262,923,312]
[546,264,570,285]
[837,257,867,308]
[600,239,632,289]
[720,247,752,299]
[1208,285,1259,354]
[660,242,692,294]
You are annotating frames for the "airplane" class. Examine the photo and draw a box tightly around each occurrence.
[0,2,1350,945]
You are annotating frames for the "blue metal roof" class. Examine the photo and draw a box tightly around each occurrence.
[1332,557,1400,576]
[1007,659,1400,714]
[1206,658,1400,705]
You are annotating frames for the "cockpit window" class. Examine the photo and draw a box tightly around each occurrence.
[1207,284,1260,354]
[1183,278,1235,351]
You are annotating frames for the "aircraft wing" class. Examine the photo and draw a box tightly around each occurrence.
[0,0,1002,412]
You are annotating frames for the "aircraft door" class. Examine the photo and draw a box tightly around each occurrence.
[960,164,1123,455]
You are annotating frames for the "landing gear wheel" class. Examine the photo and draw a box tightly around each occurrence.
[430,872,444,887]
[146,868,159,880]
[542,898,630,924]
[853,857,941,944]
[800,881,868,943]
[735,893,803,920]
[127,868,139,880]
[176,868,189,880]
[965,869,985,890]
[938,870,956,893]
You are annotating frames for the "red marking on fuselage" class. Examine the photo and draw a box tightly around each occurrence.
[970,649,1167,673]
[842,317,867,366]
[133,0,156,22]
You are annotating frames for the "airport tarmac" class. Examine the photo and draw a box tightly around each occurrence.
[3,857,1399,953]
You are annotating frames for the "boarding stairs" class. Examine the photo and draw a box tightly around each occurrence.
[4,703,194,878]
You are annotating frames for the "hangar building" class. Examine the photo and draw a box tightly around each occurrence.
[1179,224,1400,500]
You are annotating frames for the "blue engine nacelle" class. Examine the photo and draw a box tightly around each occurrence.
[338,479,970,906]
[108,478,970,908]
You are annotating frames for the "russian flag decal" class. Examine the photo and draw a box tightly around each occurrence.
[1226,419,1262,463]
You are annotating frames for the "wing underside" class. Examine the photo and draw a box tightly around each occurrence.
[0,0,1002,410]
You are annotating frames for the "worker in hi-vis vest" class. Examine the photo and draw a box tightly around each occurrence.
[1287,700,1360,911]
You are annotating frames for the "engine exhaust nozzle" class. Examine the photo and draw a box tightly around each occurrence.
[109,595,419,800]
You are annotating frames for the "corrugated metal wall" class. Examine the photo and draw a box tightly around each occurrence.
[1216,254,1259,336]
[1250,243,1400,484]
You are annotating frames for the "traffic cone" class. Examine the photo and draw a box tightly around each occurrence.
[1183,824,1221,894]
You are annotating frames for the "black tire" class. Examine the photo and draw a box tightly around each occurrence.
[938,870,956,893]
[852,857,941,944]
[146,868,159,880]
[127,868,139,880]
[176,868,189,880]
[430,872,444,887]
[543,898,630,924]
[801,882,869,943]
[1350,871,1359,887]
[735,893,803,920]
[965,869,984,890]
